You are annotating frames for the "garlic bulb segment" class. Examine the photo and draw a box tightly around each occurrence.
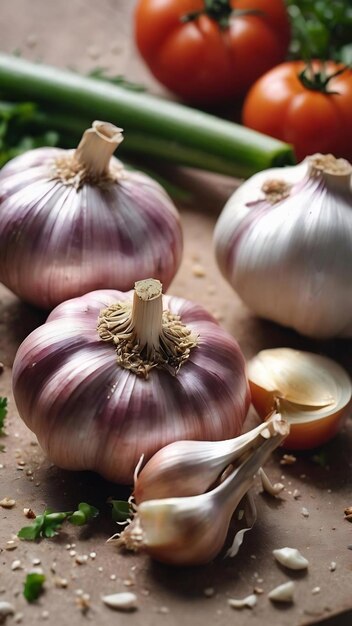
[214,154,352,338]
[134,412,287,503]
[116,414,288,566]
[12,279,250,484]
[248,348,352,450]
[0,121,182,309]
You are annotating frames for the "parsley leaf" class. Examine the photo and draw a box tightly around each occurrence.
[23,572,46,602]
[18,509,72,540]
[18,503,100,540]
[109,499,132,523]
[68,502,99,526]
[88,67,145,92]
[0,397,8,436]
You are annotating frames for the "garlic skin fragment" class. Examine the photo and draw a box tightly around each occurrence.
[12,283,250,484]
[0,121,182,309]
[273,547,309,570]
[101,592,138,611]
[228,594,257,609]
[268,581,295,603]
[214,154,352,338]
[116,414,288,565]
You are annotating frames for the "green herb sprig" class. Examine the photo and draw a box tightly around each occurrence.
[0,397,8,436]
[23,572,46,602]
[18,502,99,540]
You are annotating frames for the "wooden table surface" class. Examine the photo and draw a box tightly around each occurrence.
[0,2,352,625]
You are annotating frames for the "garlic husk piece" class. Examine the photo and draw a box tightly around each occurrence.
[214,154,352,338]
[12,282,250,484]
[134,412,286,503]
[248,348,352,450]
[0,120,182,309]
[273,547,309,570]
[268,581,295,603]
[115,415,289,565]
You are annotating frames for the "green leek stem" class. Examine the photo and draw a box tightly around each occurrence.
[0,53,295,178]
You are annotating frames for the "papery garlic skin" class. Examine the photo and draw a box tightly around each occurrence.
[12,288,250,484]
[214,155,352,338]
[0,122,182,309]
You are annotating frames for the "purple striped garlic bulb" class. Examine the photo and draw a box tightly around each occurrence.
[12,278,250,484]
[0,121,182,309]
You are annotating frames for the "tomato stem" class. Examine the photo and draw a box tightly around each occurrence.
[181,0,262,30]
[298,62,349,95]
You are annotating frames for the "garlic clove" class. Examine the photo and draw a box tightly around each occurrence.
[258,468,284,497]
[134,412,287,503]
[268,581,295,603]
[248,348,352,450]
[273,547,309,570]
[116,414,289,566]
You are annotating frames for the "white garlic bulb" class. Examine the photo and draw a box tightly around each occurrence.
[214,154,352,338]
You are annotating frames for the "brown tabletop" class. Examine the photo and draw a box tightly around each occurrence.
[0,2,352,625]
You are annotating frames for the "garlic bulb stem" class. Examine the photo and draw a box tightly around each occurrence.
[75,120,124,177]
[97,278,198,377]
[308,153,352,192]
[131,279,163,357]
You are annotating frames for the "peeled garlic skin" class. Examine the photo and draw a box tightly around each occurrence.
[12,289,250,484]
[214,158,352,338]
[0,148,182,309]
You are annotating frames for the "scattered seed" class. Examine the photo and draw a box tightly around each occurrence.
[14,613,23,624]
[329,562,336,572]
[76,593,90,613]
[54,577,68,589]
[102,592,138,612]
[23,508,36,519]
[312,587,321,595]
[228,594,257,610]
[301,507,310,518]
[110,575,117,581]
[5,540,18,551]
[11,560,22,571]
[41,610,49,620]
[192,263,206,278]
[89,552,96,559]
[280,454,297,465]
[123,579,134,587]
[293,489,301,499]
[98,567,103,572]
[69,550,77,557]
[158,607,170,614]
[0,602,15,621]
[203,587,215,598]
[75,555,88,565]
[0,498,16,509]
[254,587,264,594]
[268,581,295,603]
[32,558,41,566]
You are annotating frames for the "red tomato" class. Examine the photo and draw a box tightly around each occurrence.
[134,0,290,105]
[242,60,352,161]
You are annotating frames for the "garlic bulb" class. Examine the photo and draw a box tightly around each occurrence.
[12,278,250,484]
[134,413,285,503]
[116,414,288,566]
[214,154,352,338]
[0,121,182,309]
[248,348,352,450]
